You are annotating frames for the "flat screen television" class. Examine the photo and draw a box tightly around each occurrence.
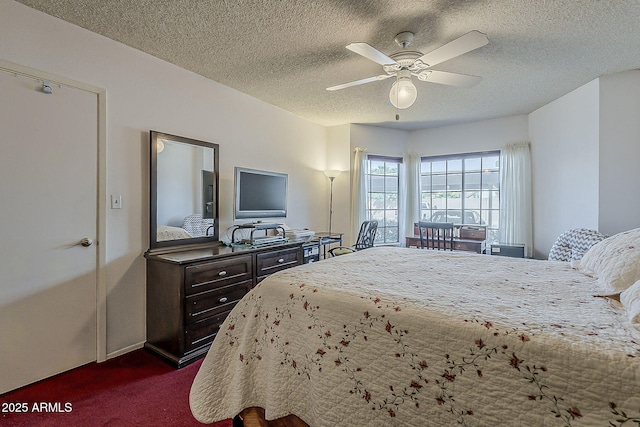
[234,167,288,219]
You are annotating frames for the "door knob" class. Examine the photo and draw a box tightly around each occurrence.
[79,238,93,247]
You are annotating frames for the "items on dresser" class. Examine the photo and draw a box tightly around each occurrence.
[144,242,302,368]
[284,228,315,242]
[302,241,321,264]
[231,222,287,246]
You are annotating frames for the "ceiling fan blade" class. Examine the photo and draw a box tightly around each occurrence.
[419,70,482,88]
[326,74,393,91]
[417,30,488,68]
[346,42,398,66]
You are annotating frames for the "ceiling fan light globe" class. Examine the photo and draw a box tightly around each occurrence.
[389,79,417,109]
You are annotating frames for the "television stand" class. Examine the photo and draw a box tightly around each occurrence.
[240,222,281,229]
[232,223,286,245]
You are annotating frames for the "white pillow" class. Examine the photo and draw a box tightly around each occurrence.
[157,225,193,241]
[620,280,640,323]
[578,228,640,293]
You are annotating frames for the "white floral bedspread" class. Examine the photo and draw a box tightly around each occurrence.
[190,247,640,426]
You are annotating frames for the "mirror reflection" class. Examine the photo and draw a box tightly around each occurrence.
[150,131,219,249]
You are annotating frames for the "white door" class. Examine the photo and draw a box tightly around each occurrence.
[0,71,98,394]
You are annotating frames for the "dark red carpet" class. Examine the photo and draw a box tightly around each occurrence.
[0,349,232,427]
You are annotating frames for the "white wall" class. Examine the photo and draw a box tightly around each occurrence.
[599,70,640,235]
[350,124,411,156]
[0,0,328,356]
[528,80,600,259]
[409,115,528,155]
[326,125,351,241]
[346,124,410,244]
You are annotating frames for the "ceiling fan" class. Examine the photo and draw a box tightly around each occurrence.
[327,30,489,110]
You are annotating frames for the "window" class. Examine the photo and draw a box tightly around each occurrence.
[366,155,402,245]
[420,152,500,243]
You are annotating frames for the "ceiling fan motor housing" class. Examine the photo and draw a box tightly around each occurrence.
[384,51,430,74]
[394,31,414,48]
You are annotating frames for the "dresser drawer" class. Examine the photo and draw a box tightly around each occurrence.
[185,310,231,353]
[184,255,253,295]
[256,247,301,278]
[453,240,485,254]
[459,227,486,240]
[185,281,251,324]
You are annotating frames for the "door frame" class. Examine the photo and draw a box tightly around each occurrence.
[0,59,107,363]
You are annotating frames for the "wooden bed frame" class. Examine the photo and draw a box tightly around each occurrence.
[235,407,308,427]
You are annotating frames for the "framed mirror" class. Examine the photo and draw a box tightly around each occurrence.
[149,131,219,250]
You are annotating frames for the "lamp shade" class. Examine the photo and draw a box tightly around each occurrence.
[324,170,341,179]
[389,77,417,109]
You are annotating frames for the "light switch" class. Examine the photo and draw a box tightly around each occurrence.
[111,195,122,209]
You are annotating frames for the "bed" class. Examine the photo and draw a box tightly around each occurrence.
[156,225,193,241]
[190,229,640,426]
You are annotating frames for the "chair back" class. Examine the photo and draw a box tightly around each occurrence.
[354,220,378,250]
[418,221,454,250]
[183,214,214,237]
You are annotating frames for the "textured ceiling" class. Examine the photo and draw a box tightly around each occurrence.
[14,0,640,131]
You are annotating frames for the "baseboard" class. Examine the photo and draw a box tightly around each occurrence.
[105,341,145,360]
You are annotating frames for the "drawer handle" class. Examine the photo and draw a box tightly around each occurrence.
[218,271,227,277]
[219,297,228,303]
[278,258,285,263]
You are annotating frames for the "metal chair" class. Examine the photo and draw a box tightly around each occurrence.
[328,220,378,256]
[418,221,454,250]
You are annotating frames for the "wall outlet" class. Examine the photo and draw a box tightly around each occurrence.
[111,195,122,209]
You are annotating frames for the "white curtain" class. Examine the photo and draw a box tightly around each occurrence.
[402,154,421,244]
[398,155,407,244]
[350,147,368,244]
[499,142,533,257]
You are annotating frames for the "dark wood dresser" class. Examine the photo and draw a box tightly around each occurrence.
[145,242,302,368]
